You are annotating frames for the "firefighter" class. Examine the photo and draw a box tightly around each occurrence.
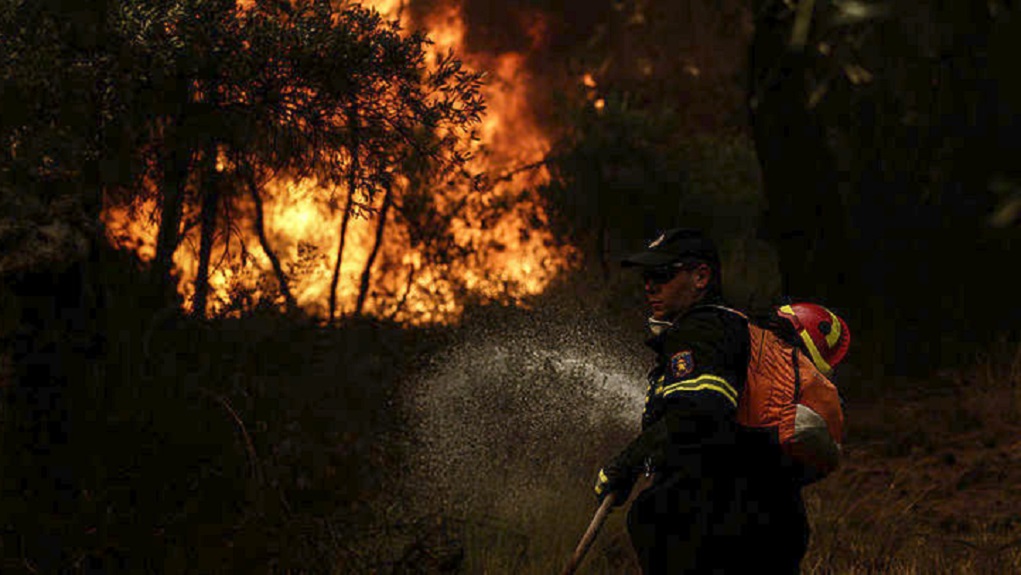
[593,227,852,573]
[594,228,752,573]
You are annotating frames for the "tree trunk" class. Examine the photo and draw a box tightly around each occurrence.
[389,263,417,321]
[245,168,297,312]
[328,189,355,322]
[355,181,393,316]
[152,145,191,298]
[748,6,843,302]
[192,149,220,318]
[329,103,361,322]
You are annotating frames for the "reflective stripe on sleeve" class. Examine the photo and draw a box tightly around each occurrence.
[657,374,738,406]
[595,469,609,495]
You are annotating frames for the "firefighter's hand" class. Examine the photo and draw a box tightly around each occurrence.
[594,463,634,506]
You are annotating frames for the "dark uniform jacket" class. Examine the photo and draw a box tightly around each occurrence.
[611,300,808,574]
[605,301,748,573]
[610,301,749,485]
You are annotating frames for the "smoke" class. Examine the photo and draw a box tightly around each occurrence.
[401,0,753,134]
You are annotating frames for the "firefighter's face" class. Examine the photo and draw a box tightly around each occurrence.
[643,262,711,321]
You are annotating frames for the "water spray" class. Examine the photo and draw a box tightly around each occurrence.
[377,311,649,568]
[401,330,645,506]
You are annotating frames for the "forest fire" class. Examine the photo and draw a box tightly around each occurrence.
[102,0,573,324]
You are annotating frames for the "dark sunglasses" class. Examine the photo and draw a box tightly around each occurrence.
[641,264,686,285]
[642,261,709,285]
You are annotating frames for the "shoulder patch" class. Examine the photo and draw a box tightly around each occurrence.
[670,350,694,379]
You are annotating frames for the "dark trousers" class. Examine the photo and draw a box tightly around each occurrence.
[626,470,808,574]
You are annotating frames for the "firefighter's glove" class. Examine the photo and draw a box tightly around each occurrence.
[594,463,634,506]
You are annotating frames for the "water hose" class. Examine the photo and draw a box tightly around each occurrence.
[560,492,617,575]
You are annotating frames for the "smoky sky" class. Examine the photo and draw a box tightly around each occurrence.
[402,0,754,133]
[406,0,611,53]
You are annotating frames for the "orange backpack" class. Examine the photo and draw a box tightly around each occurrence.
[714,306,845,483]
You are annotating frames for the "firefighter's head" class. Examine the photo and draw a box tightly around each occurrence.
[622,228,721,321]
[777,302,851,375]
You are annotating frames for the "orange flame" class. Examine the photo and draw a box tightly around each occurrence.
[102,0,574,324]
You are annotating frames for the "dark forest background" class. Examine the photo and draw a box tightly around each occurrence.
[2,0,1021,572]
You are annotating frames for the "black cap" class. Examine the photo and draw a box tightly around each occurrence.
[621,228,720,268]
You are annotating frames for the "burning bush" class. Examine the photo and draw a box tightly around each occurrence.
[97,0,574,324]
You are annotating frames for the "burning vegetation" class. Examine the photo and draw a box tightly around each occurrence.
[101,0,574,324]
[7,1,1021,573]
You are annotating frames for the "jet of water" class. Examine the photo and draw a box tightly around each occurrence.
[400,316,649,515]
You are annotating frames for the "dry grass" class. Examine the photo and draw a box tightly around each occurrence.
[434,339,1021,575]
[5,258,1018,574]
[795,339,1021,574]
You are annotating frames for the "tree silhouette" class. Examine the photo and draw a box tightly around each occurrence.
[48,0,487,317]
[749,0,1020,373]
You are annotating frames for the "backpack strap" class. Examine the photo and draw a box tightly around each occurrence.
[792,346,802,400]
[696,304,748,321]
[699,304,767,366]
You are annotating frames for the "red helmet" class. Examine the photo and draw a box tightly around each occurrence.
[777,303,850,374]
